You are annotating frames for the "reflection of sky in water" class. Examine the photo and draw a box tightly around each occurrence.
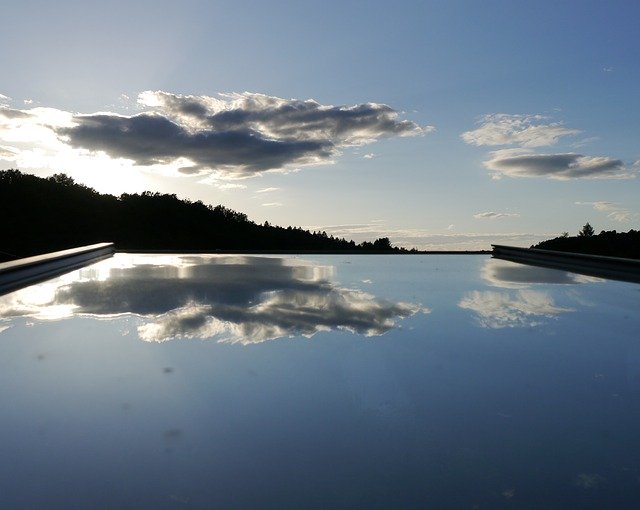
[457,258,604,328]
[0,254,425,343]
[0,254,639,509]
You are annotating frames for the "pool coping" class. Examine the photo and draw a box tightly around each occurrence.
[0,243,115,296]
[492,244,640,284]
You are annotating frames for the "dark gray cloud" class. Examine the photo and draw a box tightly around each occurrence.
[484,150,634,180]
[0,255,423,343]
[56,91,430,177]
[58,113,331,175]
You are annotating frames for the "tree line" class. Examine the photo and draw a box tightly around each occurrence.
[1,169,412,261]
[533,222,640,259]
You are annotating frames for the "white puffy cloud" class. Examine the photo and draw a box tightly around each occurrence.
[484,149,634,180]
[461,114,580,148]
[473,211,519,220]
[458,290,573,328]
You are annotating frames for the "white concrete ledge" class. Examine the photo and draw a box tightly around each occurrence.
[0,243,115,296]
[492,244,640,284]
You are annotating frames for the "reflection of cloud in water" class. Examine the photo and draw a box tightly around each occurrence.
[482,258,602,288]
[0,255,424,343]
[458,290,573,328]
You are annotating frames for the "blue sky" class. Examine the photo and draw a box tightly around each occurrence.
[1,0,639,249]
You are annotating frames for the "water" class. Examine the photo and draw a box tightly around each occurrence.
[0,254,638,509]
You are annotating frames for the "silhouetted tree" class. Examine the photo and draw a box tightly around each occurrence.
[372,237,392,250]
[578,222,595,237]
[533,226,640,259]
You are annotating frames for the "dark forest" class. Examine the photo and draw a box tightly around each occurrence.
[1,169,412,261]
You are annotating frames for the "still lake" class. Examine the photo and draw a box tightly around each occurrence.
[0,253,639,509]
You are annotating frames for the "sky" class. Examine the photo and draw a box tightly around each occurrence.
[1,0,639,250]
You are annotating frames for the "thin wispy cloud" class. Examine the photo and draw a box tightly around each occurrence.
[215,182,247,190]
[575,201,635,223]
[262,202,283,207]
[461,113,580,148]
[473,211,520,220]
[256,187,279,193]
[484,149,634,180]
[0,91,431,180]
[308,221,550,251]
[0,145,18,158]
[363,153,376,159]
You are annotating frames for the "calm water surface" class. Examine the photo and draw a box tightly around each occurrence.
[0,254,639,509]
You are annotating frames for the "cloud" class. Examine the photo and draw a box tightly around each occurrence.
[473,211,519,220]
[461,114,580,148]
[575,201,636,223]
[484,149,634,180]
[215,182,247,190]
[0,145,18,159]
[1,91,430,180]
[458,290,573,328]
[307,221,551,251]
[256,187,279,193]
[363,153,376,159]
[0,255,424,344]
[50,91,432,178]
[0,106,33,120]
[262,202,282,207]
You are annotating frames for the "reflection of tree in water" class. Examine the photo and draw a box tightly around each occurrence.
[0,255,424,343]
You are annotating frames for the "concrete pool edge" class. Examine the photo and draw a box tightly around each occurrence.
[0,242,115,296]
[492,244,640,284]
